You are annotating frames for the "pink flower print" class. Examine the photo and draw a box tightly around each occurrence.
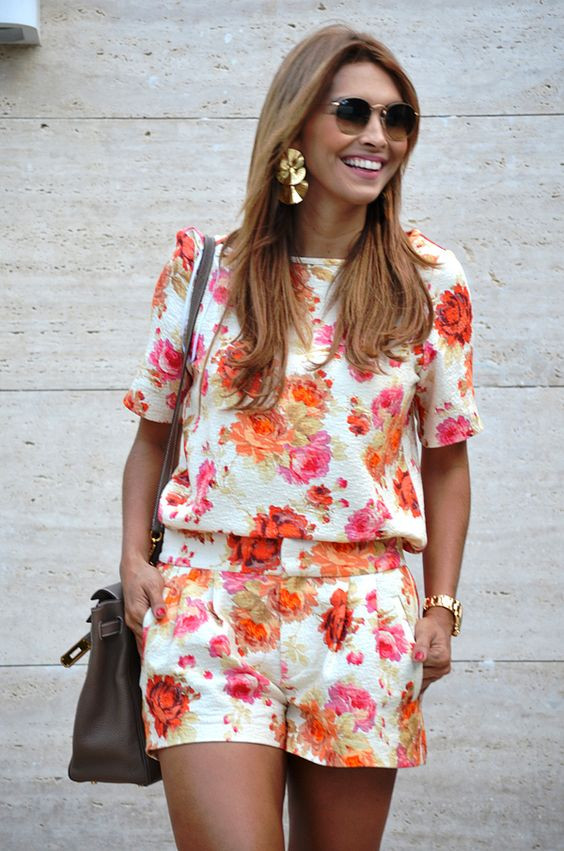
[344,499,392,541]
[436,416,474,446]
[346,651,364,665]
[278,431,331,485]
[417,341,437,370]
[224,663,270,705]
[148,338,183,384]
[192,460,216,518]
[348,364,374,382]
[201,368,209,397]
[178,654,196,669]
[375,623,410,661]
[326,682,376,732]
[337,478,348,488]
[365,589,378,613]
[374,539,402,572]
[371,386,403,426]
[221,572,252,594]
[209,634,231,658]
[194,333,206,362]
[173,598,208,636]
[211,268,229,305]
[313,323,335,346]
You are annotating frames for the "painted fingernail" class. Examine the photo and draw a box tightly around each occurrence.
[414,650,425,661]
[156,607,166,618]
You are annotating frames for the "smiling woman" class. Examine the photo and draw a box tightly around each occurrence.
[296,63,409,213]
[120,23,483,851]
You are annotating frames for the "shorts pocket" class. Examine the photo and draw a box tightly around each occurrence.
[142,606,155,629]
[394,592,424,703]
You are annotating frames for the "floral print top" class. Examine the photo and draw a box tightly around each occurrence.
[124,226,483,557]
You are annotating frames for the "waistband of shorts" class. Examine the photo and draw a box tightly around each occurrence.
[158,529,406,577]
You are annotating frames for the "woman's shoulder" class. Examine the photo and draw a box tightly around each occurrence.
[173,226,228,259]
[405,228,468,296]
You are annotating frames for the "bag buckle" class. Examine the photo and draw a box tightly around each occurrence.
[60,633,91,668]
[98,616,123,639]
[149,529,163,561]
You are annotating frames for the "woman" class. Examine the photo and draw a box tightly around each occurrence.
[121,24,483,851]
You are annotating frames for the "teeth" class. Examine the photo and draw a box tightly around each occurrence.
[343,157,383,171]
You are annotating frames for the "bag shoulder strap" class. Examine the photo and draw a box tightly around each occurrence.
[149,234,216,553]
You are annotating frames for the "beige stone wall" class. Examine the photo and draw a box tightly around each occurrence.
[1,2,562,848]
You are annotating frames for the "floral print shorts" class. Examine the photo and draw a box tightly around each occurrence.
[141,536,426,769]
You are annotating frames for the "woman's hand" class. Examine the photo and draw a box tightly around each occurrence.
[120,557,166,655]
[411,607,453,695]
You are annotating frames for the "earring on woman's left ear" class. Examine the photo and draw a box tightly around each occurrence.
[275,148,308,205]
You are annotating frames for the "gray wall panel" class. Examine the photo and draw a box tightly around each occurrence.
[1,1,562,848]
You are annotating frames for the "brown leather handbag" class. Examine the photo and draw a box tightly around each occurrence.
[61,235,216,785]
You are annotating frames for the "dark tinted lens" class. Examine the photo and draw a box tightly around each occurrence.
[384,103,417,140]
[335,98,371,133]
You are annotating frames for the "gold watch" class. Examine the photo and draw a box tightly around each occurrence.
[423,594,463,636]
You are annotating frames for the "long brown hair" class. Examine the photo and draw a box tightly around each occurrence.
[212,24,435,410]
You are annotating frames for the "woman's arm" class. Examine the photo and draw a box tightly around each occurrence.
[412,440,471,692]
[120,417,171,652]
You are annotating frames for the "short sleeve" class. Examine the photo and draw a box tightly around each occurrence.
[413,250,484,448]
[123,226,205,423]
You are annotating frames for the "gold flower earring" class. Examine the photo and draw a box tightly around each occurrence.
[275,148,308,205]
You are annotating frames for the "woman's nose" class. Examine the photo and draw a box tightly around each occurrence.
[357,111,388,147]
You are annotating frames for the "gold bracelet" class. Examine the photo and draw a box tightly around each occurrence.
[423,594,463,636]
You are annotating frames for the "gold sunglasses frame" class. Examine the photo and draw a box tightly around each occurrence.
[327,98,419,140]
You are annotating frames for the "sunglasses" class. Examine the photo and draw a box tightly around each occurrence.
[327,98,419,141]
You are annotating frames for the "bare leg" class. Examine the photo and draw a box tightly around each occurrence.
[286,753,397,851]
[158,741,287,851]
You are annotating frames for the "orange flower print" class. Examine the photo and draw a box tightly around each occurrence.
[319,588,357,651]
[173,229,195,271]
[298,699,339,764]
[290,264,316,307]
[342,750,377,767]
[397,682,427,766]
[123,389,148,415]
[269,713,287,748]
[227,533,281,571]
[272,578,318,621]
[251,505,312,539]
[308,541,372,577]
[435,282,472,346]
[458,348,474,397]
[393,469,421,517]
[166,491,187,506]
[151,264,169,316]
[306,484,333,508]
[226,410,294,463]
[286,376,328,412]
[347,410,371,435]
[364,444,384,481]
[145,675,198,738]
[232,608,280,653]
[215,341,249,392]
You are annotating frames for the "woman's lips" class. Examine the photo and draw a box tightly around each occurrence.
[341,156,385,179]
